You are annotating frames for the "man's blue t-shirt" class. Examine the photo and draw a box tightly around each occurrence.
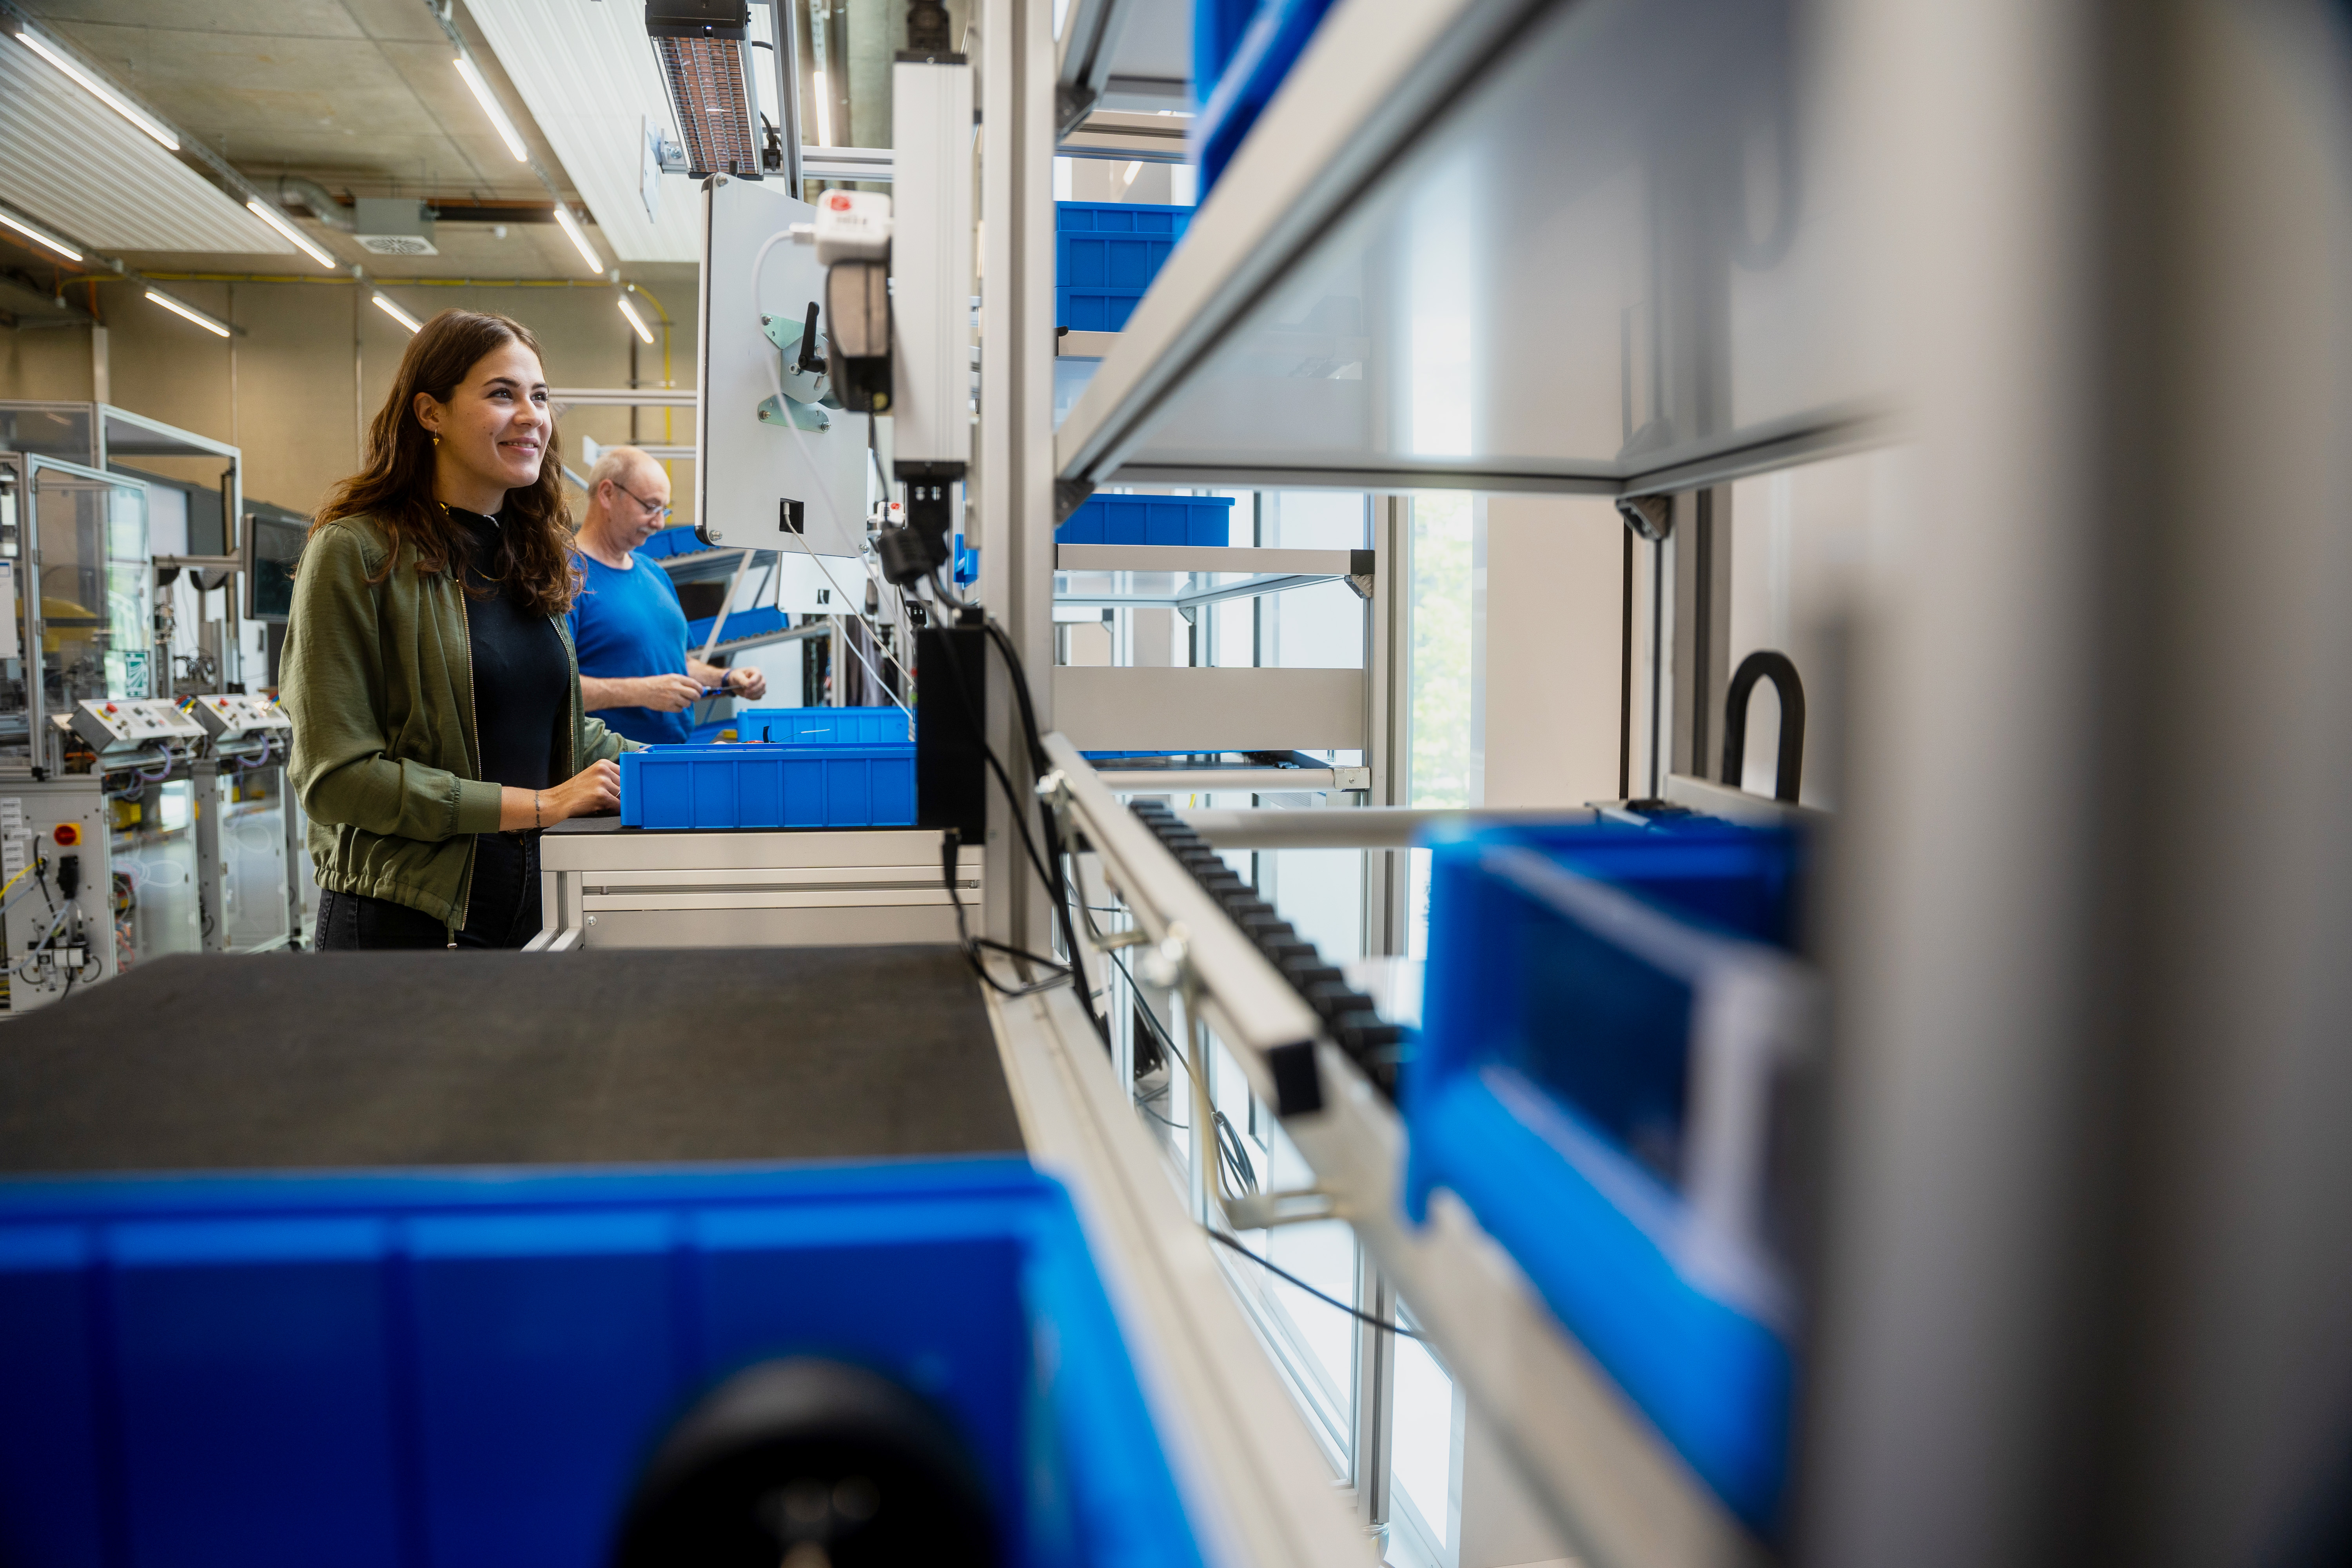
[568,550,692,745]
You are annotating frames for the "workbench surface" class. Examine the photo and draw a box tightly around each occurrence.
[0,945,1022,1171]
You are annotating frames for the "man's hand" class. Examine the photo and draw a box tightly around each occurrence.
[632,673,705,712]
[724,666,769,702]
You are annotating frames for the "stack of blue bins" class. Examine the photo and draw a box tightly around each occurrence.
[0,1158,1203,1566]
[1408,818,1815,1536]
[621,707,918,830]
[1054,494,1233,547]
[1054,203,1194,332]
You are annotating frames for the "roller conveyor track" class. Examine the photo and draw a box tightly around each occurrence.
[1122,797,1407,1100]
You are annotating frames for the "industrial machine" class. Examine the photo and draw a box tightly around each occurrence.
[188,693,296,953]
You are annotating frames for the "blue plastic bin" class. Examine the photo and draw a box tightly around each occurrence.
[0,1158,1202,1568]
[635,524,704,561]
[1406,820,1813,1534]
[1055,203,1194,332]
[736,706,913,746]
[685,604,790,651]
[1055,493,1233,547]
[1191,0,1342,191]
[620,742,915,829]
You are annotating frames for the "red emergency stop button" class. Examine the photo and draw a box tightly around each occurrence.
[53,824,78,846]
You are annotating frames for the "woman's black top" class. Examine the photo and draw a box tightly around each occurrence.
[450,506,566,791]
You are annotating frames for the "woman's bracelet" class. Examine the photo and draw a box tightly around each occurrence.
[534,790,543,830]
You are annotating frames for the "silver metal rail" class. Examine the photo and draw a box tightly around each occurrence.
[1095,766,1370,795]
[1178,804,1597,848]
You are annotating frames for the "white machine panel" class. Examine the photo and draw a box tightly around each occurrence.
[70,697,204,753]
[189,692,293,744]
[697,175,871,565]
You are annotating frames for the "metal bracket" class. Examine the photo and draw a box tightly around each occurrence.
[1223,1187,1342,1230]
[1615,493,1672,541]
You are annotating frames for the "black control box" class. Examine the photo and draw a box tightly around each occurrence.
[916,626,986,837]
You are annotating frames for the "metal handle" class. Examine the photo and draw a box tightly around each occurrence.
[1720,650,1806,803]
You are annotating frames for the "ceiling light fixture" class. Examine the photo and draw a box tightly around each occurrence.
[617,294,655,345]
[812,69,833,147]
[371,292,423,334]
[452,52,529,162]
[13,25,179,151]
[550,203,602,275]
[243,197,337,269]
[0,206,80,262]
[144,289,230,338]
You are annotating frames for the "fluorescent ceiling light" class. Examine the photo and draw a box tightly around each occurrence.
[453,52,530,162]
[243,197,337,269]
[617,294,655,345]
[812,69,833,148]
[551,203,603,274]
[14,26,179,151]
[145,289,230,338]
[0,207,80,261]
[372,293,423,333]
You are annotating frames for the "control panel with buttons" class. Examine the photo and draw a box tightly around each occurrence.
[69,697,207,754]
[187,693,294,744]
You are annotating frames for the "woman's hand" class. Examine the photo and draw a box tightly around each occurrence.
[500,759,621,830]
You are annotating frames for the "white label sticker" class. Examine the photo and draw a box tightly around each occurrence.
[0,563,18,661]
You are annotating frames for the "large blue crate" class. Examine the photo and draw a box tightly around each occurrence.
[1407,819,1815,1535]
[1055,493,1233,547]
[1055,203,1194,332]
[0,1158,1201,1568]
[619,742,915,829]
[737,705,913,745]
[1191,0,1342,191]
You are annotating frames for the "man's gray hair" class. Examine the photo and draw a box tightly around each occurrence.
[586,445,657,501]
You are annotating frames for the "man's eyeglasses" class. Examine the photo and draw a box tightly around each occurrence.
[612,480,673,522]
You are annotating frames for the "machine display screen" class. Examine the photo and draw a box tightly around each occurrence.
[245,512,306,623]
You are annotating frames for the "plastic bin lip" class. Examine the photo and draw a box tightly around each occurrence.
[0,1153,1051,1220]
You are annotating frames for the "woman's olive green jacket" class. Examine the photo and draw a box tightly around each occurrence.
[279,514,639,934]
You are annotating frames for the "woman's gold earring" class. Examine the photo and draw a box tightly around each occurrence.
[431,434,440,446]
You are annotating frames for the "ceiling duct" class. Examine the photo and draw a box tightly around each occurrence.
[353,198,438,256]
[646,2,763,179]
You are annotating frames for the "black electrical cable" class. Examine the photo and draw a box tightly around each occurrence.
[927,624,1103,1039]
[940,828,1071,998]
[1203,1229,1422,1339]
[1098,942,1258,1197]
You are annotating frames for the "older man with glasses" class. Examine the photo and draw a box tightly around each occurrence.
[567,445,765,745]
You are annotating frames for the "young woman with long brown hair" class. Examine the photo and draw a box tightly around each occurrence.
[280,308,638,949]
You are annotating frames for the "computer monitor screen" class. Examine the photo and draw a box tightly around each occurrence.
[243,509,307,623]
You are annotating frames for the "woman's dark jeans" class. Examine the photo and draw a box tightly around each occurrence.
[314,832,542,950]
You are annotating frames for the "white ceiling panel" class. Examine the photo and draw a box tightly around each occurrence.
[0,30,294,256]
[467,0,703,265]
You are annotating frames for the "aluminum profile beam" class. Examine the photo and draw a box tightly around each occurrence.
[1053,0,1557,495]
[1054,0,1144,133]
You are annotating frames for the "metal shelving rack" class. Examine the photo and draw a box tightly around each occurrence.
[980,0,2352,1564]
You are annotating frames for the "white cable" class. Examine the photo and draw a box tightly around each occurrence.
[748,228,920,693]
[832,615,913,719]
